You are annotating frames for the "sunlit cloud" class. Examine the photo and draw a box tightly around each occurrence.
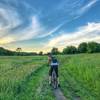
[46,22,100,49]
[0,37,15,44]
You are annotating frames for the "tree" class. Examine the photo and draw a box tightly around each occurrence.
[78,42,87,53]
[0,47,15,56]
[16,48,22,55]
[16,48,22,52]
[87,42,100,53]
[63,46,77,54]
[39,51,43,55]
[98,43,100,52]
[51,47,59,55]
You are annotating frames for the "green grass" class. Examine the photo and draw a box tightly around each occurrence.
[0,56,55,100]
[58,53,100,100]
[0,54,100,100]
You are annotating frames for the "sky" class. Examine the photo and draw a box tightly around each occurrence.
[0,0,100,52]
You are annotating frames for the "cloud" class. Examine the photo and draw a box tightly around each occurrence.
[11,15,60,41]
[78,0,98,15]
[0,15,42,44]
[0,14,65,44]
[38,23,65,38]
[0,5,21,37]
[18,16,44,40]
[45,22,100,49]
[0,37,14,44]
[0,15,54,44]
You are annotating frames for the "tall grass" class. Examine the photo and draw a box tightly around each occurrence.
[0,56,54,100]
[59,54,100,100]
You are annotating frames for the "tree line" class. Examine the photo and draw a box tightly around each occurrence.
[51,41,100,55]
[0,41,100,56]
[0,47,38,56]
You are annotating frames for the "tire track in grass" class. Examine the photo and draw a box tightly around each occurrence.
[15,64,55,100]
[35,75,67,100]
[60,73,81,100]
[53,88,67,100]
[67,71,96,99]
[60,72,96,100]
[34,77,55,100]
[59,56,97,100]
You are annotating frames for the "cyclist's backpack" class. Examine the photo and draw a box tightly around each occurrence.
[52,58,58,63]
[51,58,58,67]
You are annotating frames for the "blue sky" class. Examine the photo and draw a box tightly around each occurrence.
[0,0,100,52]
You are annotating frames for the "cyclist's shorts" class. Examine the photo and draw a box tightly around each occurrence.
[49,66,58,77]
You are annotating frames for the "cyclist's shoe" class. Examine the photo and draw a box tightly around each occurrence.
[58,84,61,87]
[49,81,52,86]
[49,83,52,86]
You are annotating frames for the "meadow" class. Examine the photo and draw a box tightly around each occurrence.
[0,56,55,100]
[59,54,100,100]
[0,53,100,100]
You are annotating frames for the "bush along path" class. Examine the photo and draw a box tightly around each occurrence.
[15,64,55,100]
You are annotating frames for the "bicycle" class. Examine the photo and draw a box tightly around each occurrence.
[51,68,58,89]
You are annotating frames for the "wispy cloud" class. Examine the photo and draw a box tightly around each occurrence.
[0,5,21,38]
[0,15,62,44]
[45,22,100,49]
[78,0,98,14]
[18,16,44,40]
[0,15,42,44]
[39,23,65,38]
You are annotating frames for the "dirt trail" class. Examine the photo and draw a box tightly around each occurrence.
[53,88,67,100]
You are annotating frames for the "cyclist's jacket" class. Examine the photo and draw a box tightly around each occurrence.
[50,59,59,67]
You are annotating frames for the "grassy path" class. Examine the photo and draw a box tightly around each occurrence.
[0,56,56,100]
[15,64,55,100]
[53,88,67,100]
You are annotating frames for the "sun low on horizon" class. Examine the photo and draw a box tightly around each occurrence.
[0,0,100,53]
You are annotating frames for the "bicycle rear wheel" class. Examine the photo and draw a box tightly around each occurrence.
[52,70,58,89]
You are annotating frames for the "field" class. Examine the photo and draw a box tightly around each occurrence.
[0,56,55,100]
[0,54,100,100]
[59,54,100,100]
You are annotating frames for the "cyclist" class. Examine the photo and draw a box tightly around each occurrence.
[48,54,60,86]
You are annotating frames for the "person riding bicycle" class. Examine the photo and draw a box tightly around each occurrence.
[48,54,60,86]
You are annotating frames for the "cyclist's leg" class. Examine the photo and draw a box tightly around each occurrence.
[49,67,53,85]
[55,67,60,86]
[55,67,58,77]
